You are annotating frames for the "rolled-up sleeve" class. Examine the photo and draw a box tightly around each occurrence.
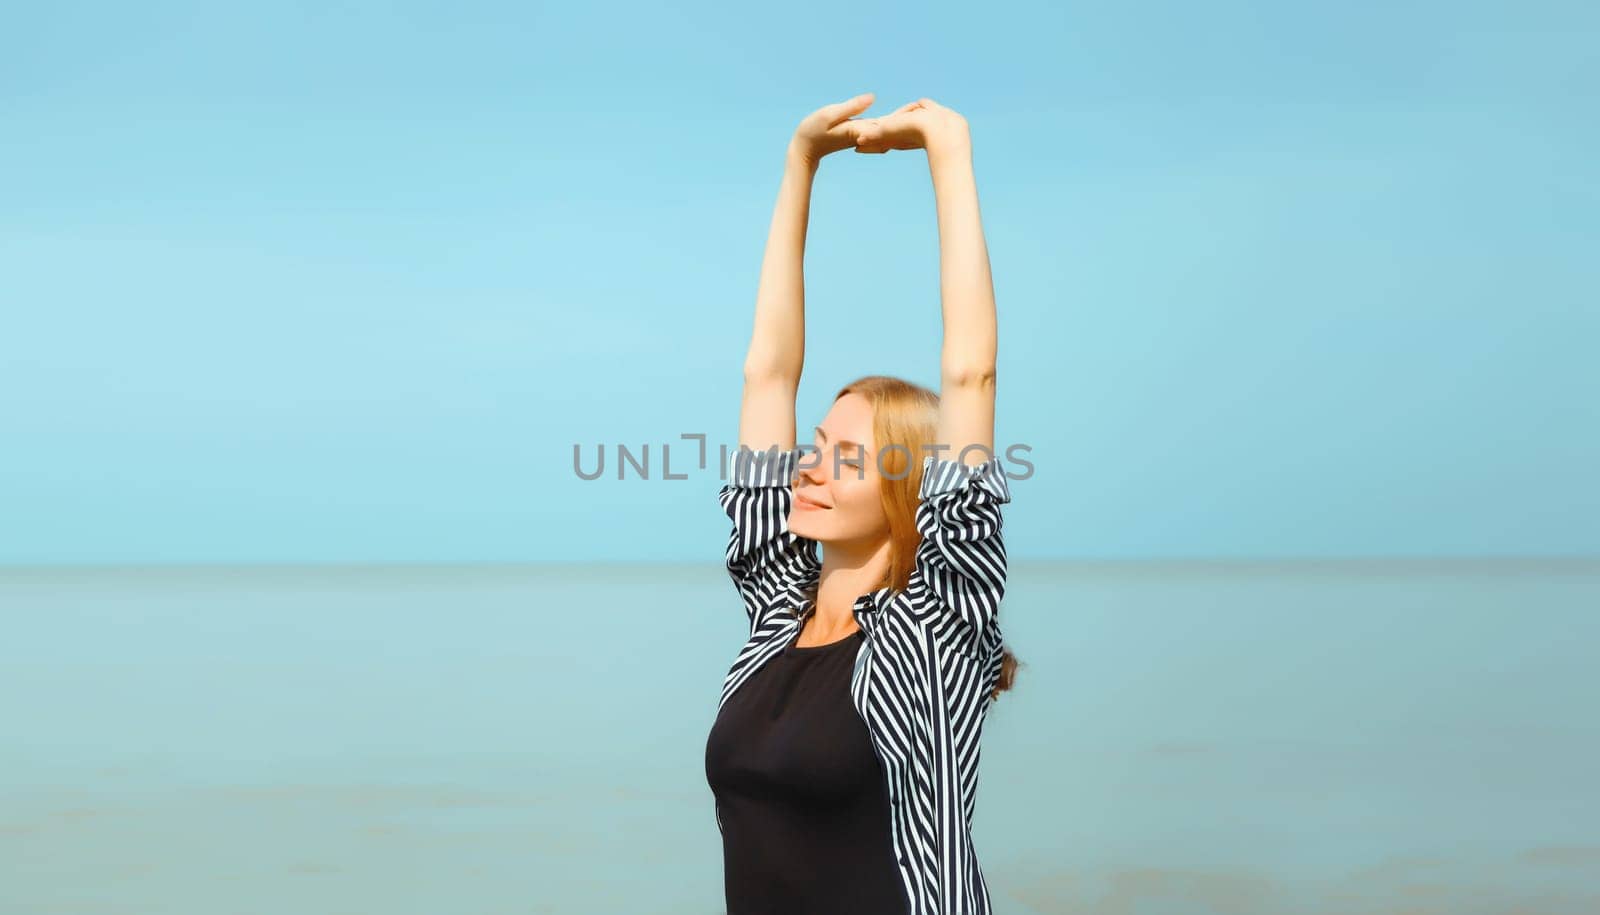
[910,453,1013,656]
[717,446,820,634]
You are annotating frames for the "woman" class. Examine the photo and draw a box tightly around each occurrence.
[702,93,1021,915]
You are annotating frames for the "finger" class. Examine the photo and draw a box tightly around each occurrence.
[826,116,871,149]
[864,113,909,145]
[824,92,875,126]
[876,109,918,130]
[855,127,891,155]
[848,117,879,145]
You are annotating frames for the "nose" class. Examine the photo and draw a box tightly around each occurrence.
[795,450,826,487]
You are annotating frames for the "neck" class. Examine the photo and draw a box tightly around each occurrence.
[811,536,893,629]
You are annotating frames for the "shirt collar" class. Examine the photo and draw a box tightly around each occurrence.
[781,575,895,638]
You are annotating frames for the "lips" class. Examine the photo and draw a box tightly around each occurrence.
[795,492,832,510]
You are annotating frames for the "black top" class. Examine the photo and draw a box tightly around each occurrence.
[704,624,910,915]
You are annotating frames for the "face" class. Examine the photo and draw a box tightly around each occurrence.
[788,393,890,546]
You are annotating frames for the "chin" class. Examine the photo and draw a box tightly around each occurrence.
[788,513,824,541]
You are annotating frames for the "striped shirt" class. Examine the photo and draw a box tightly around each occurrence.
[713,445,1012,915]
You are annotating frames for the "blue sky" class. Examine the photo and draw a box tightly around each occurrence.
[2,0,1595,562]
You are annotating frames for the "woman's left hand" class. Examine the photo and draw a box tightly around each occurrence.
[852,97,970,156]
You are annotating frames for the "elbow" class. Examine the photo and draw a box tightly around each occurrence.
[941,364,997,390]
[743,362,802,389]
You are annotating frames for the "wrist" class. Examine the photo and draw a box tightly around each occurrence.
[925,126,972,164]
[786,138,821,173]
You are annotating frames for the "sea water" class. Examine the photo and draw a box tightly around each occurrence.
[3,559,1597,914]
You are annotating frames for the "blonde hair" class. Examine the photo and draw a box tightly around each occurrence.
[815,374,1022,701]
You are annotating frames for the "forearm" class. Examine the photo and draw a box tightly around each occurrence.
[744,146,817,383]
[927,137,997,383]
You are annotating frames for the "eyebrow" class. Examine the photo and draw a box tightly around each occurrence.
[814,425,865,450]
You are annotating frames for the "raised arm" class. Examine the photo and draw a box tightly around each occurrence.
[720,95,882,635]
[738,93,879,455]
[928,116,996,466]
[856,99,997,466]
[856,100,1010,657]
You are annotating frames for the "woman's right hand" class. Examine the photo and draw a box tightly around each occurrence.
[789,92,877,165]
